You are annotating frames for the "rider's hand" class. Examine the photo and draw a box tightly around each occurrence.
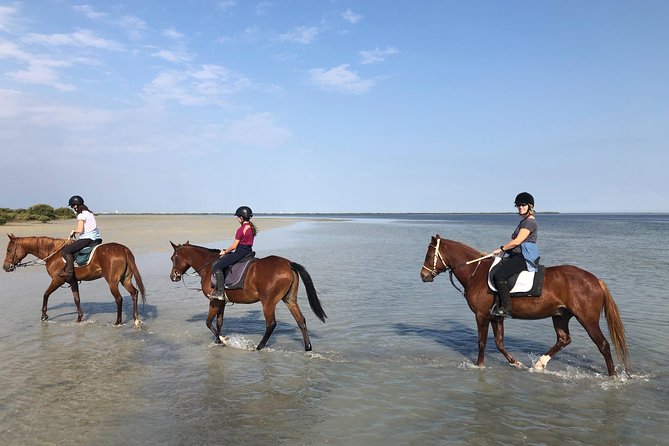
[492,248,502,255]
[69,230,76,238]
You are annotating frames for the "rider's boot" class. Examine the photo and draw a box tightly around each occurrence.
[58,254,75,282]
[491,280,512,318]
[210,271,227,300]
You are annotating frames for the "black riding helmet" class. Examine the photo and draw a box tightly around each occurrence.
[68,195,85,206]
[514,192,534,206]
[235,206,253,220]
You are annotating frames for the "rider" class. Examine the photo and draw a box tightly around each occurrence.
[490,192,539,318]
[210,206,257,299]
[59,195,102,282]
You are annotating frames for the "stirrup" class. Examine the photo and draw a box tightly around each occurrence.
[490,303,511,319]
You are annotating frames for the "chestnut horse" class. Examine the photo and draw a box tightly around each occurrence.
[169,241,327,350]
[3,234,146,326]
[420,235,630,377]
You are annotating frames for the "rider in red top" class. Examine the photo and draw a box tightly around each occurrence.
[210,206,257,299]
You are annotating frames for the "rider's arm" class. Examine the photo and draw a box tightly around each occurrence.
[71,219,85,237]
[220,238,241,256]
[493,228,530,255]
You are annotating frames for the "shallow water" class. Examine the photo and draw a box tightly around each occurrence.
[1,214,667,445]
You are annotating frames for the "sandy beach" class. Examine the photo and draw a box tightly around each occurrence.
[1,214,296,255]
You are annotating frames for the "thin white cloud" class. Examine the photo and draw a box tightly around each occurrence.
[342,9,362,24]
[163,28,184,40]
[0,5,20,32]
[218,0,237,12]
[0,39,77,90]
[223,112,290,149]
[151,49,191,63]
[309,64,374,94]
[24,29,124,51]
[117,15,147,40]
[72,5,109,20]
[256,1,272,15]
[278,26,321,44]
[142,65,252,106]
[359,46,399,65]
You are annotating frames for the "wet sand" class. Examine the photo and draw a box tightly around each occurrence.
[1,214,297,255]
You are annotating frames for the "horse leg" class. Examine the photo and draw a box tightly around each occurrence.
[121,277,140,327]
[107,282,124,325]
[283,278,312,351]
[533,314,572,371]
[69,280,85,322]
[579,318,616,376]
[216,302,226,343]
[491,319,522,367]
[256,303,278,351]
[41,278,66,321]
[206,301,224,343]
[475,315,490,367]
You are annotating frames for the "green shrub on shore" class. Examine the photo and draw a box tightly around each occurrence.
[0,204,74,225]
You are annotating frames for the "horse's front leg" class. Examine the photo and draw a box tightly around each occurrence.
[206,301,225,343]
[491,319,522,368]
[475,314,490,367]
[70,280,84,323]
[41,277,67,321]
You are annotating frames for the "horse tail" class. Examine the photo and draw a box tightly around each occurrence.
[290,262,327,323]
[127,249,147,311]
[600,280,631,374]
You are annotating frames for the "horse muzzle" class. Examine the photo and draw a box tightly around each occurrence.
[3,263,16,272]
[170,271,182,282]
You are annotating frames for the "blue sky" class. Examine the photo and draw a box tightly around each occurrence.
[1,1,667,213]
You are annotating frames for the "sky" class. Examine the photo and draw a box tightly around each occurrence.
[1,1,668,213]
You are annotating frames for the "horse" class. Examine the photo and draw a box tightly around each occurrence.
[420,235,631,377]
[3,234,146,326]
[169,241,327,351]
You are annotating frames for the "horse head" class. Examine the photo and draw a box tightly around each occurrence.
[3,234,24,272]
[169,241,191,282]
[420,234,447,282]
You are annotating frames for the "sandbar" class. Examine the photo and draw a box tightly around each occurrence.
[1,214,297,255]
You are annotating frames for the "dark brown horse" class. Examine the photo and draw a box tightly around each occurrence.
[3,234,146,326]
[420,235,631,377]
[169,241,327,350]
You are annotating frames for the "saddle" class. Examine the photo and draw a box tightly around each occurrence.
[213,252,256,290]
[487,256,545,297]
[64,239,103,267]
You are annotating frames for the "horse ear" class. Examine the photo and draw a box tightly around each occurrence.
[8,233,15,239]
[185,240,190,245]
[170,241,178,250]
[435,234,441,240]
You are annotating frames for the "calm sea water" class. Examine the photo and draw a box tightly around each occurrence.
[1,214,667,445]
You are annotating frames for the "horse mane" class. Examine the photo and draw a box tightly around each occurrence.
[182,243,220,254]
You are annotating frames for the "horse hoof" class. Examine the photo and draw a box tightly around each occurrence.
[533,355,551,371]
[41,315,48,322]
[218,336,229,346]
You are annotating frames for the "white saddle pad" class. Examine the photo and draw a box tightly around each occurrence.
[488,256,536,293]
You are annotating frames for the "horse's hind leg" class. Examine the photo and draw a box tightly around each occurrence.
[108,282,124,325]
[579,318,616,376]
[283,275,312,351]
[533,314,573,371]
[121,276,140,326]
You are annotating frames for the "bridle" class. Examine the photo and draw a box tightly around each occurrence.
[170,248,219,290]
[422,238,485,296]
[5,238,67,271]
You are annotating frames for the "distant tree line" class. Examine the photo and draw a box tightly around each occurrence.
[0,204,74,225]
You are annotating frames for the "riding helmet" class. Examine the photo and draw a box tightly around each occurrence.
[68,195,85,206]
[235,206,253,220]
[514,192,534,206]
